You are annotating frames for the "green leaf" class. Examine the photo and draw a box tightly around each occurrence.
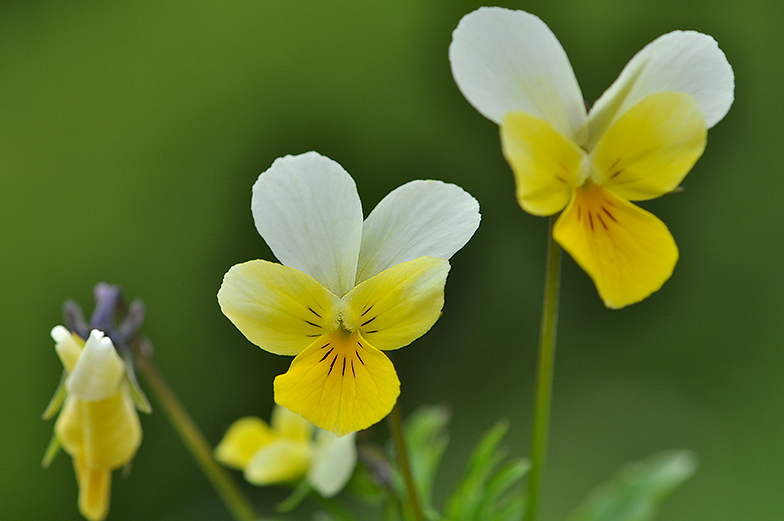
[566,450,697,521]
[402,404,451,509]
[446,419,517,521]
[477,458,530,520]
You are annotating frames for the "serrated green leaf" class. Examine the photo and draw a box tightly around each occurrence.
[477,458,529,520]
[566,450,697,521]
[445,419,510,521]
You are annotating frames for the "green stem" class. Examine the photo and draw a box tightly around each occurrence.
[526,216,562,521]
[135,354,259,521]
[388,402,425,521]
[308,491,358,521]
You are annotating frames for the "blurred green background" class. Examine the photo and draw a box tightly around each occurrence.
[2,0,780,519]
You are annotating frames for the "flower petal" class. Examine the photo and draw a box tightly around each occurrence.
[449,7,587,141]
[270,405,313,443]
[56,388,142,469]
[76,461,111,521]
[356,180,480,283]
[274,331,400,437]
[52,325,83,373]
[243,438,311,486]
[553,184,678,309]
[501,110,586,216]
[251,152,364,297]
[592,92,706,200]
[66,330,125,402]
[214,417,276,470]
[218,260,341,356]
[308,431,357,497]
[588,30,734,146]
[345,256,449,351]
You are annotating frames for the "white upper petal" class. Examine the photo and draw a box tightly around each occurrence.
[307,430,357,497]
[252,152,364,297]
[356,180,480,284]
[65,330,125,402]
[449,7,587,142]
[588,30,734,146]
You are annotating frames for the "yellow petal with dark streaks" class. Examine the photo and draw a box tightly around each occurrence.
[553,184,678,308]
[274,331,400,437]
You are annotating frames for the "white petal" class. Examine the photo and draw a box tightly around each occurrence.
[252,152,363,297]
[449,7,587,142]
[52,325,82,373]
[307,430,357,497]
[65,330,125,402]
[588,30,734,146]
[356,180,480,283]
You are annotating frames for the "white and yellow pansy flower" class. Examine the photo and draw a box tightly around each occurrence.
[218,151,480,436]
[43,327,143,521]
[215,405,356,497]
[450,7,734,308]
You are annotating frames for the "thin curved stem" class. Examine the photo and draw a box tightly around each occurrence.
[526,216,562,521]
[388,402,425,521]
[135,353,259,521]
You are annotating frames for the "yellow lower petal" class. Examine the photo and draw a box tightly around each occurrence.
[274,331,400,436]
[75,457,111,521]
[214,417,276,470]
[592,92,707,201]
[501,110,585,216]
[553,184,678,309]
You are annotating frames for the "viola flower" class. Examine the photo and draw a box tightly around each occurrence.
[450,7,734,308]
[218,151,480,436]
[42,327,143,521]
[215,405,357,497]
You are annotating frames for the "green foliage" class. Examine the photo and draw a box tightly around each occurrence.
[566,450,697,521]
[445,420,529,521]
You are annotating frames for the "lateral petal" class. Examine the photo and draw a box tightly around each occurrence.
[449,7,588,142]
[593,92,707,201]
[218,260,341,356]
[214,417,276,470]
[553,184,678,309]
[588,30,734,146]
[501,110,585,216]
[344,257,449,351]
[251,152,363,296]
[356,180,480,283]
[243,438,311,486]
[274,332,400,437]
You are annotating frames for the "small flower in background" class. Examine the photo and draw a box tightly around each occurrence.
[43,328,143,521]
[450,7,734,308]
[215,405,357,497]
[43,284,150,521]
[218,151,480,436]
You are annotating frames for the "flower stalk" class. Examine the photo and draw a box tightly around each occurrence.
[134,348,259,521]
[388,403,425,521]
[526,216,562,521]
